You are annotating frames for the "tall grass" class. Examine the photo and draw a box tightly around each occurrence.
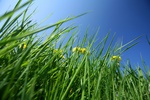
[0,1,150,100]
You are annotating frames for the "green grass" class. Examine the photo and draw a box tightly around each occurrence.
[0,1,150,100]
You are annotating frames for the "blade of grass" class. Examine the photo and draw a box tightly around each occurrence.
[61,54,87,100]
[0,1,31,21]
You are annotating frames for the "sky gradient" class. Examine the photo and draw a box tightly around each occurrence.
[0,0,150,69]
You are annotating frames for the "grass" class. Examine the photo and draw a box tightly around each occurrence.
[0,1,150,100]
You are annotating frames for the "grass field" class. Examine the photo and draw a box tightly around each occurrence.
[0,1,150,100]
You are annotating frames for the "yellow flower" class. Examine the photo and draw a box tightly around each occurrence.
[79,48,86,53]
[72,47,90,54]
[111,56,121,62]
[72,47,80,52]
[19,43,27,49]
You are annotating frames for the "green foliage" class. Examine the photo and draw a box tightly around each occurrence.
[0,1,150,100]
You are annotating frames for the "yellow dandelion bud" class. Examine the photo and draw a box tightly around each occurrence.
[80,48,86,53]
[23,44,27,49]
[111,56,121,62]
[19,43,27,49]
[72,47,79,52]
[72,47,90,54]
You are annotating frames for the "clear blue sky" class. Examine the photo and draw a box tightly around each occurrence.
[0,0,150,69]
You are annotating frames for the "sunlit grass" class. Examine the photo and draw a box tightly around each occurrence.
[0,1,150,100]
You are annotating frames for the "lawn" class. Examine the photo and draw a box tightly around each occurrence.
[0,1,150,100]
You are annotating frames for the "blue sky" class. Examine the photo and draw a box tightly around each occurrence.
[0,0,150,69]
